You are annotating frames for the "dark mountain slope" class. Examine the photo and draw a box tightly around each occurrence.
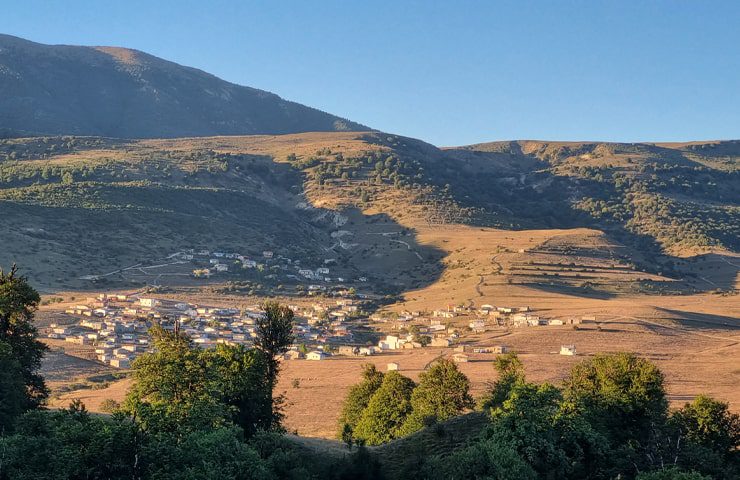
[0,34,368,138]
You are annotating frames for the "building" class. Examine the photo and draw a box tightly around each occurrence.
[560,345,577,356]
[306,351,327,361]
[378,335,400,350]
[110,358,130,369]
[491,345,508,354]
[387,362,399,371]
[338,346,359,356]
[139,298,160,308]
[283,350,304,360]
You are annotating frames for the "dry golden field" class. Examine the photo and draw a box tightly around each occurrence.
[44,225,739,439]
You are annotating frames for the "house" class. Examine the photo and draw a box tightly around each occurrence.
[338,346,359,356]
[491,345,508,354]
[283,350,304,360]
[452,353,469,363]
[387,362,400,371]
[560,345,577,356]
[110,358,130,369]
[263,251,274,259]
[378,335,400,350]
[299,269,315,279]
[548,319,564,326]
[214,264,229,272]
[306,351,327,361]
[139,298,160,308]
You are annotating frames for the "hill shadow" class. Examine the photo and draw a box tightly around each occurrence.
[655,307,740,330]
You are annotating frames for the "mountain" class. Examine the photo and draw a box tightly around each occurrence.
[0,132,737,294]
[0,34,368,138]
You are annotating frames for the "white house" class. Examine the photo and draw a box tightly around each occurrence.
[387,362,399,371]
[378,335,400,350]
[560,345,577,356]
[306,351,327,361]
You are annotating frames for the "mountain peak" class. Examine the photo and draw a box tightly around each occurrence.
[0,34,369,138]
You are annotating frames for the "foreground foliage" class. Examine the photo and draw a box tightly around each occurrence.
[1,267,738,479]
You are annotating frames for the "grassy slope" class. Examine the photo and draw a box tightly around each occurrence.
[0,133,737,294]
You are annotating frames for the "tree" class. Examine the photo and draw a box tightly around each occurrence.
[123,326,228,434]
[255,301,295,387]
[478,352,525,410]
[353,371,415,445]
[636,467,712,480]
[124,327,274,438]
[203,344,273,437]
[337,364,384,438]
[0,341,26,430]
[671,395,740,478]
[672,395,740,457]
[400,358,473,435]
[563,353,667,443]
[0,265,48,428]
[254,301,295,429]
[426,437,537,480]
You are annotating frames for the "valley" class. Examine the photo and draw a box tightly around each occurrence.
[1,131,737,439]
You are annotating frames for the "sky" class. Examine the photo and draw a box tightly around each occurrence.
[3,0,740,146]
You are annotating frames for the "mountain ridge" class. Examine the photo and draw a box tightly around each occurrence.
[0,34,369,138]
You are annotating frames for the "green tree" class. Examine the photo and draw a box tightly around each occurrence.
[400,358,473,435]
[670,395,740,478]
[489,381,608,479]
[353,371,415,445]
[255,301,295,429]
[636,467,712,480]
[426,436,537,480]
[672,395,740,458]
[0,341,26,430]
[337,364,384,438]
[478,352,525,410]
[0,265,48,428]
[563,352,667,444]
[123,326,228,434]
[255,302,295,386]
[203,344,273,437]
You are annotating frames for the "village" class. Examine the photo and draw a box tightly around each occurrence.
[47,288,593,371]
[79,247,370,292]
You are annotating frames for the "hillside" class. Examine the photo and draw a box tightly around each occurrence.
[0,133,737,296]
[0,34,368,138]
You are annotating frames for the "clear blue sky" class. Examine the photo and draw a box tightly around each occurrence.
[3,0,739,146]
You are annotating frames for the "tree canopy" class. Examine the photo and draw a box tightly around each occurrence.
[0,265,47,430]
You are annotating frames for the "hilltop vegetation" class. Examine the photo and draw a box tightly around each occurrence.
[0,132,737,293]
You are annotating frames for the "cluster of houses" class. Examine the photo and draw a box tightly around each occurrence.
[49,292,373,368]
[169,248,368,286]
[378,304,591,331]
